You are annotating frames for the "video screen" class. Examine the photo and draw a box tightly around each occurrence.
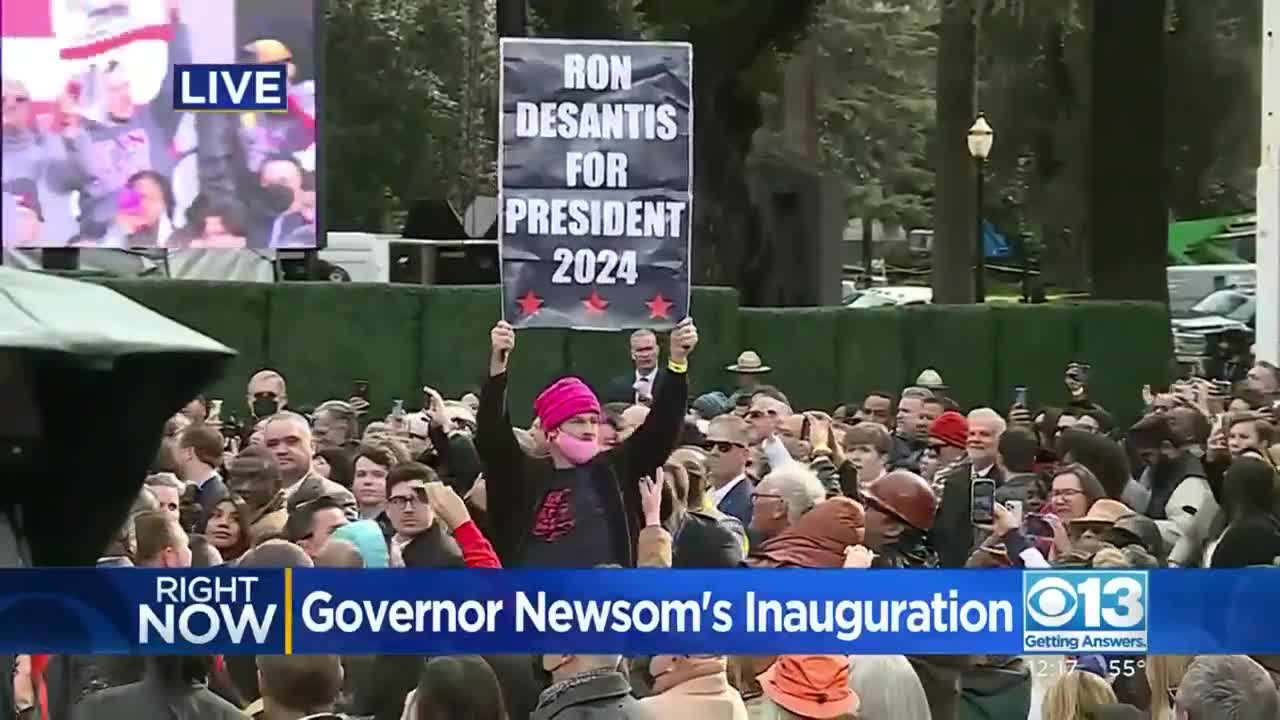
[1,0,318,250]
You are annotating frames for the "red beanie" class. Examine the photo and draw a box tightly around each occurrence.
[534,377,601,432]
[929,411,969,449]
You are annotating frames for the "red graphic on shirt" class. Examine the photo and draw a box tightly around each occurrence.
[531,488,575,542]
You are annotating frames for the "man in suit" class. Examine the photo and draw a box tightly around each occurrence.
[705,415,754,527]
[932,407,1008,567]
[603,329,661,404]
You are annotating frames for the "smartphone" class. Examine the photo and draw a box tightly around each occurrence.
[353,380,370,401]
[1013,385,1028,407]
[971,478,996,525]
[1024,513,1054,538]
[1004,500,1023,526]
[208,399,223,424]
[392,399,406,420]
[1212,380,1232,397]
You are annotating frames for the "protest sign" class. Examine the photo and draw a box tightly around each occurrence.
[499,39,693,330]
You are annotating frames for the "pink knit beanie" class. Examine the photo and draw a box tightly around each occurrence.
[534,377,602,432]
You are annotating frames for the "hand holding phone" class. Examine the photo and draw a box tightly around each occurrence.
[970,478,996,525]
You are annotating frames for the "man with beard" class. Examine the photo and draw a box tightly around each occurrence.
[932,408,1008,567]
[860,470,971,720]
[1126,410,1218,566]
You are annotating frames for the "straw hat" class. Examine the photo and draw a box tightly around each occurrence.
[727,350,771,374]
[1069,498,1132,527]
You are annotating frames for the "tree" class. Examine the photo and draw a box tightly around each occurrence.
[1087,0,1167,302]
[932,0,977,303]
[324,0,496,231]
[757,0,937,266]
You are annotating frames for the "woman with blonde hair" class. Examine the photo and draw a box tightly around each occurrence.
[1041,670,1116,720]
[1146,655,1195,720]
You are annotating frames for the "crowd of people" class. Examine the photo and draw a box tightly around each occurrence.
[8,317,1280,720]
[1,0,317,250]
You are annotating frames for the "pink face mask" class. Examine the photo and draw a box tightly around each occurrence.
[552,431,600,465]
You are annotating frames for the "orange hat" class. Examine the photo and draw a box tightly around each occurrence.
[758,655,858,719]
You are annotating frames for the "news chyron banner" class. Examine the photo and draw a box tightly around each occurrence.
[1,569,1278,656]
[499,39,693,330]
[0,0,317,250]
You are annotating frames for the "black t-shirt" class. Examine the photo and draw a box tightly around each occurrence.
[519,467,619,568]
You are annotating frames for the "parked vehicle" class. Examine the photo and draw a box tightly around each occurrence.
[843,285,933,308]
[1171,287,1255,379]
[1166,263,1255,313]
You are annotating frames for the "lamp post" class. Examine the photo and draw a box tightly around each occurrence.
[967,114,995,302]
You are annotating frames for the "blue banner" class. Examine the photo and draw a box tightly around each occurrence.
[0,569,1276,655]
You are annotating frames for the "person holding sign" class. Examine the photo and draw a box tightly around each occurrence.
[476,318,698,568]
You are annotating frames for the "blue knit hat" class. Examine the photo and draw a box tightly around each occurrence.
[331,520,389,568]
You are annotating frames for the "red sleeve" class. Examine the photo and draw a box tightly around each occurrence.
[453,519,502,569]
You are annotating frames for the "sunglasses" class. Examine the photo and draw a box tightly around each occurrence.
[707,441,744,453]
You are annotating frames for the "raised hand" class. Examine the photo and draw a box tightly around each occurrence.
[640,471,663,528]
[424,481,471,531]
[668,318,699,363]
[489,321,515,376]
[843,545,875,569]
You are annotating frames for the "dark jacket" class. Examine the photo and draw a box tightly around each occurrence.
[476,369,688,568]
[873,532,973,720]
[715,478,753,528]
[70,675,245,720]
[603,372,658,405]
[889,434,924,474]
[531,670,653,720]
[934,461,1007,568]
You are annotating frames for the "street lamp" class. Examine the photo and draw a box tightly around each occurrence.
[968,114,994,302]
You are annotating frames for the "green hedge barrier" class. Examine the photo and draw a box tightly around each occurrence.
[738,308,842,411]
[990,303,1078,412]
[83,278,1170,428]
[266,282,424,413]
[1069,301,1172,424]
[900,305,998,412]
[836,307,909,405]
[96,279,269,407]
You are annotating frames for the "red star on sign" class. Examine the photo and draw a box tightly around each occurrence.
[516,290,544,315]
[583,289,610,315]
[645,294,674,320]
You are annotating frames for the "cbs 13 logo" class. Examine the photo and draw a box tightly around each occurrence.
[1025,571,1147,630]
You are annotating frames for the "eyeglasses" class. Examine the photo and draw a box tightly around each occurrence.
[1050,488,1084,498]
[744,409,777,420]
[707,441,744,453]
[388,486,428,509]
[751,492,785,502]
